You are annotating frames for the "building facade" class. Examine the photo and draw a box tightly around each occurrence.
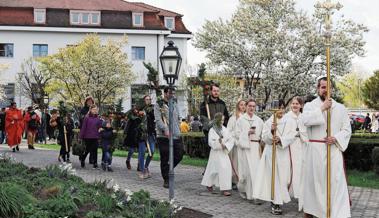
[0,0,191,115]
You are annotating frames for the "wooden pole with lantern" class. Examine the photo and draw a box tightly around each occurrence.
[315,1,343,217]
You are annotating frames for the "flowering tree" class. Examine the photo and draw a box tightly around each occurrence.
[337,72,366,108]
[0,64,8,101]
[194,0,367,106]
[18,58,51,109]
[39,34,134,110]
[362,70,379,110]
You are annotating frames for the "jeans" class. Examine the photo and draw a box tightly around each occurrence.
[101,144,113,166]
[127,141,146,171]
[157,137,184,181]
[144,134,156,169]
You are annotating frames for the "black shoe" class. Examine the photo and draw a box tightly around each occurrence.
[93,164,98,169]
[107,167,113,172]
[232,183,238,191]
[137,162,141,171]
[271,203,282,215]
[80,160,85,168]
[16,145,19,151]
[28,145,35,149]
[163,180,169,189]
[12,148,16,152]
[126,160,131,170]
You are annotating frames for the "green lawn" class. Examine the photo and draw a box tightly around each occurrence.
[35,143,379,189]
[35,143,208,168]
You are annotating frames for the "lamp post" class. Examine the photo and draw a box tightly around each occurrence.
[159,41,182,208]
[315,1,342,218]
[43,94,49,109]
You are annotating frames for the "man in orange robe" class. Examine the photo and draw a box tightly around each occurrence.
[5,102,24,152]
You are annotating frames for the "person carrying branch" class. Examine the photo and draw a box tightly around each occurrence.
[201,112,234,196]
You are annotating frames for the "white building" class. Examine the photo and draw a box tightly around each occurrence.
[0,0,191,115]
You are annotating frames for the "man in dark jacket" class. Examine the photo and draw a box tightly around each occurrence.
[199,84,230,157]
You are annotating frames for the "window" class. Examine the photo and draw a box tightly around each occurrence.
[33,44,48,57]
[131,47,145,60]
[70,10,101,25]
[0,43,14,57]
[82,13,89,24]
[164,17,175,30]
[132,12,144,27]
[34,9,46,24]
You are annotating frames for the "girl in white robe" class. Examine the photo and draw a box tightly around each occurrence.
[235,99,264,201]
[201,113,234,196]
[227,99,246,186]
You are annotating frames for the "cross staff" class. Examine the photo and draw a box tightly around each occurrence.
[315,1,343,217]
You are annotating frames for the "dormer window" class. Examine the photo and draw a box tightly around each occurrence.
[34,9,46,24]
[132,12,144,27]
[70,10,101,25]
[164,17,175,30]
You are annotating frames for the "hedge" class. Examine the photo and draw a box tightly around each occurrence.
[71,130,379,171]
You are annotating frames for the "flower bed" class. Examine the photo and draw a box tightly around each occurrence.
[0,154,175,218]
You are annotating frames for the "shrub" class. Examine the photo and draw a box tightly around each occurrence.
[0,183,34,218]
[40,192,78,217]
[371,147,379,175]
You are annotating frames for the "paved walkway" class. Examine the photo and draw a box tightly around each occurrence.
[1,144,379,218]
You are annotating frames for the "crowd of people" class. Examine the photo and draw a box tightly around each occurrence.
[0,75,352,218]
[0,102,56,151]
[199,77,352,218]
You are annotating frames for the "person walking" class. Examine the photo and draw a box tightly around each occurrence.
[0,108,6,144]
[154,87,184,188]
[99,119,115,172]
[143,95,156,178]
[24,106,41,150]
[79,105,102,169]
[5,102,24,152]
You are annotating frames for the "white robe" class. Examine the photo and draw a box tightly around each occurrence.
[236,113,264,199]
[300,97,351,218]
[201,126,234,191]
[227,114,242,183]
[253,115,292,205]
[282,111,308,199]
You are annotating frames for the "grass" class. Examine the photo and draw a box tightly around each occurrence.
[35,143,379,189]
[347,170,379,189]
[35,143,208,168]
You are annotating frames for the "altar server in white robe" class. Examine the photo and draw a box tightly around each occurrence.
[300,76,352,218]
[253,100,291,215]
[227,99,246,188]
[201,113,234,196]
[254,97,309,215]
[235,99,264,202]
[284,96,308,200]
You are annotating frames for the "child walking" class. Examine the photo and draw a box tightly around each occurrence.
[99,119,115,172]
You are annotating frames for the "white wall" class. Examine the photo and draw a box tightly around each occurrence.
[0,29,190,111]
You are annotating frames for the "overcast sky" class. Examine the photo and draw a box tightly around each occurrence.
[130,0,379,74]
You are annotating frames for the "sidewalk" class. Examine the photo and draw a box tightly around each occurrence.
[1,144,378,218]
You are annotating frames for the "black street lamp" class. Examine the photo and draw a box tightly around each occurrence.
[43,94,49,109]
[159,41,182,207]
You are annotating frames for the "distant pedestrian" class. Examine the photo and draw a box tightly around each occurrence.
[0,108,6,144]
[180,118,190,133]
[5,102,24,152]
[24,106,41,150]
[79,96,95,128]
[190,116,202,132]
[363,113,371,132]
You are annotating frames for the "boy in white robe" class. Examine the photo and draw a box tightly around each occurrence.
[300,77,352,218]
[201,113,234,196]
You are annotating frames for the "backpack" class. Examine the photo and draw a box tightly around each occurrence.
[28,112,39,130]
